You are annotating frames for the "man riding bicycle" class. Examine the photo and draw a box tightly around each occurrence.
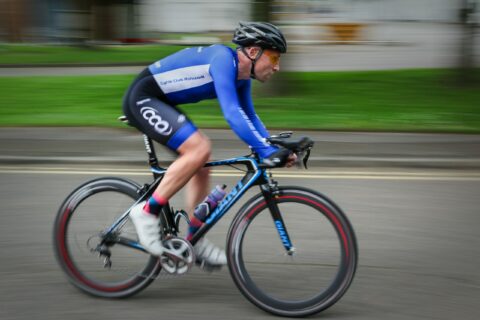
[124,22,296,268]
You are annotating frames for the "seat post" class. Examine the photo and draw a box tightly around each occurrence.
[142,134,159,167]
[119,115,160,168]
[119,115,161,169]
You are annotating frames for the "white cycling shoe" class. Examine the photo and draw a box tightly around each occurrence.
[129,201,165,256]
[194,238,227,267]
[130,202,226,266]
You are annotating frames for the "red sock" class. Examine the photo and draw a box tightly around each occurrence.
[186,216,203,242]
[143,193,168,216]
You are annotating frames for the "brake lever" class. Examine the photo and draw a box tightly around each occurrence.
[303,149,311,169]
[294,149,311,169]
[295,151,304,169]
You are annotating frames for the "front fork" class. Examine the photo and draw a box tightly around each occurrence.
[261,179,296,256]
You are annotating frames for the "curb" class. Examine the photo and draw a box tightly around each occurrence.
[2,129,479,170]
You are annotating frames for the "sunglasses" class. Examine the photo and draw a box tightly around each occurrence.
[265,51,281,65]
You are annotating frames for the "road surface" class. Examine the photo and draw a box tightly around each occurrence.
[1,164,479,320]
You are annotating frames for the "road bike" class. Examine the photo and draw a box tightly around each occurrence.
[53,118,358,317]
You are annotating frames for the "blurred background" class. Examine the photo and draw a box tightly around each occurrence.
[0,0,479,131]
[1,2,480,320]
[1,0,479,45]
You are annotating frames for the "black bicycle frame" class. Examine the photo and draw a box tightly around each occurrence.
[106,134,295,253]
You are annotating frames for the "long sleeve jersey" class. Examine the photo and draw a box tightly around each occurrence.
[147,44,277,158]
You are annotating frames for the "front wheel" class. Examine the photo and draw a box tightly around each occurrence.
[53,177,161,298]
[227,186,358,317]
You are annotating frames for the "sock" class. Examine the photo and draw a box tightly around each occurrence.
[143,193,168,216]
[186,216,203,242]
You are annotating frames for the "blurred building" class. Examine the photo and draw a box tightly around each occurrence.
[0,0,478,43]
[273,0,467,22]
[141,0,251,33]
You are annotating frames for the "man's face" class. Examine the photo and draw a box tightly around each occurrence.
[251,48,281,82]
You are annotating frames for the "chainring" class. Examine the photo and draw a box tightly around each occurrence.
[159,237,194,275]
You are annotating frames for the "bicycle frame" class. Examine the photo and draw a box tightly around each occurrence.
[54,126,356,316]
[103,134,295,254]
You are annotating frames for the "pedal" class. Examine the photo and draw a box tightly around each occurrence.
[195,259,223,273]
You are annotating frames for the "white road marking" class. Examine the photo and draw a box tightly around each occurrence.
[1,165,480,181]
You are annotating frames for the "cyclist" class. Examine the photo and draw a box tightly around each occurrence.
[124,22,296,268]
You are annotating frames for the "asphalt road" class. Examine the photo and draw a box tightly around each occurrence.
[1,165,479,320]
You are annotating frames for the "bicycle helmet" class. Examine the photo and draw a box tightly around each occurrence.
[233,22,287,79]
[233,21,287,53]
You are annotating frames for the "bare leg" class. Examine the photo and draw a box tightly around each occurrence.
[134,130,226,265]
[152,131,211,200]
[130,130,214,257]
[186,167,211,218]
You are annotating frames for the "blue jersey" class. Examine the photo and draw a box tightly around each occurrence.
[147,45,277,158]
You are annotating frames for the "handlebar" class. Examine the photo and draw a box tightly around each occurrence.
[263,132,314,169]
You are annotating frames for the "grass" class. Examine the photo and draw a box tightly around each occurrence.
[1,69,479,132]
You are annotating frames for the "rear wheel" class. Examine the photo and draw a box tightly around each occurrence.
[227,186,357,317]
[53,177,161,298]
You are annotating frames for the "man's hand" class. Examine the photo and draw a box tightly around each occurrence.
[285,153,297,168]
[263,148,296,168]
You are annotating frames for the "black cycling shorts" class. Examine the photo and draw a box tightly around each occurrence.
[122,68,198,151]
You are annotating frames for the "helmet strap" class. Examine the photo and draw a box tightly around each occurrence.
[241,47,264,79]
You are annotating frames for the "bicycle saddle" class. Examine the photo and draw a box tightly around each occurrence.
[118,115,132,126]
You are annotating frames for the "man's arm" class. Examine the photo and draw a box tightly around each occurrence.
[237,80,272,139]
[210,50,277,158]
[237,79,298,167]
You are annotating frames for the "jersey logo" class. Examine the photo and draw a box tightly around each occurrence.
[140,107,173,136]
[177,115,186,123]
[152,64,213,94]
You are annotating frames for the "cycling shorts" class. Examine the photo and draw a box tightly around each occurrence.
[122,68,198,152]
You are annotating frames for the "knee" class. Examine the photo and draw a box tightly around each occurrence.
[194,137,212,164]
[179,133,211,166]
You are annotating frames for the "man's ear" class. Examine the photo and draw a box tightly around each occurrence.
[246,47,260,59]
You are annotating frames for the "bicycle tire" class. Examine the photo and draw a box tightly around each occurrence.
[53,177,161,298]
[227,186,357,317]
